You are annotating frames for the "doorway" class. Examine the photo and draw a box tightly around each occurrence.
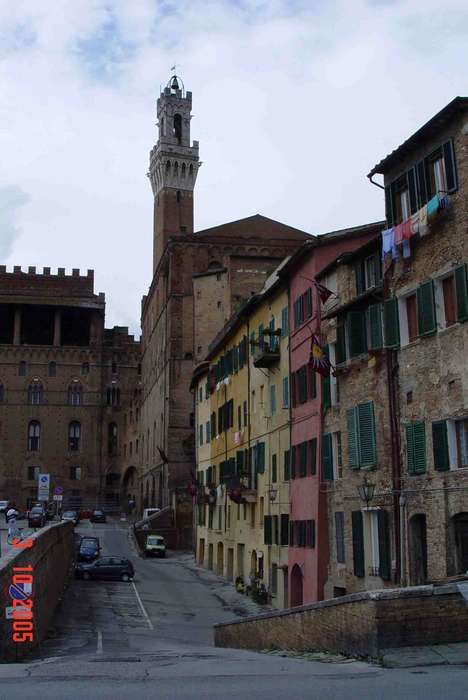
[217,541,224,576]
[283,568,289,608]
[208,543,214,570]
[452,513,468,574]
[227,548,234,581]
[409,513,428,585]
[198,538,205,566]
[290,564,303,607]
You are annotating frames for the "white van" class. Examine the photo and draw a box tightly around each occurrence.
[142,508,160,520]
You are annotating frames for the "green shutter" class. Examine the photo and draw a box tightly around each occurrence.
[368,304,383,350]
[336,322,346,364]
[352,511,365,577]
[291,446,296,479]
[309,438,317,475]
[236,450,244,475]
[383,298,400,348]
[272,454,277,483]
[264,516,272,545]
[348,311,367,357]
[284,449,290,481]
[347,407,360,469]
[378,510,391,581]
[321,433,334,481]
[256,442,265,474]
[357,401,377,468]
[406,422,426,474]
[417,281,436,336]
[299,442,307,477]
[298,366,307,403]
[455,264,468,322]
[322,346,331,411]
[432,420,450,471]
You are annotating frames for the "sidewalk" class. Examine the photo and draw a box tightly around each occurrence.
[381,641,468,668]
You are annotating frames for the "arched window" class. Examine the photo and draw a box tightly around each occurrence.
[28,381,43,405]
[176,190,181,203]
[189,164,193,178]
[69,421,81,451]
[166,160,171,173]
[173,113,182,143]
[0,383,4,403]
[19,361,27,376]
[160,116,165,136]
[48,362,56,377]
[181,163,186,178]
[106,386,120,406]
[174,162,179,178]
[28,421,40,451]
[68,383,82,406]
[108,422,118,456]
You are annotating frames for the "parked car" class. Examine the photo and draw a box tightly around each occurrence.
[90,509,106,523]
[78,537,101,562]
[75,556,134,582]
[61,510,79,526]
[28,506,46,529]
[142,508,160,520]
[144,534,166,558]
[0,500,9,515]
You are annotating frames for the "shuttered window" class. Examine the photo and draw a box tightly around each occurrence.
[383,298,400,348]
[309,438,317,475]
[443,139,458,192]
[299,441,308,477]
[294,296,304,328]
[336,322,346,364]
[305,288,313,319]
[368,304,383,350]
[455,264,468,322]
[406,421,426,474]
[432,420,450,471]
[256,442,265,474]
[417,281,436,336]
[280,514,289,545]
[283,449,290,481]
[352,511,365,578]
[347,402,377,469]
[348,311,367,357]
[378,510,391,580]
[298,365,308,404]
[290,446,296,479]
[290,372,296,407]
[272,515,279,544]
[335,512,345,563]
[272,454,277,483]
[322,346,331,411]
[306,520,315,548]
[347,407,360,469]
[281,306,289,336]
[321,433,334,481]
[264,516,272,545]
[236,450,244,475]
[282,376,289,407]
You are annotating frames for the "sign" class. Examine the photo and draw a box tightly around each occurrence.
[53,494,63,502]
[37,473,50,501]
[53,486,63,495]
[9,582,32,600]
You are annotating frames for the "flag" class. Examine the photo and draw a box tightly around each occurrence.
[309,334,332,377]
[314,280,333,304]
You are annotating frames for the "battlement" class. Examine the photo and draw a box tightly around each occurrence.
[0,265,94,279]
[0,265,103,300]
[104,326,141,348]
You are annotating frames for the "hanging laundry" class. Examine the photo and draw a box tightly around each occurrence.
[427,194,440,218]
[417,204,429,236]
[410,211,420,235]
[381,227,396,260]
[401,218,412,240]
[439,194,450,209]
[394,222,404,246]
[402,239,411,259]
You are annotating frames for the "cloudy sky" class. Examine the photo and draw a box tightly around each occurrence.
[1,0,467,335]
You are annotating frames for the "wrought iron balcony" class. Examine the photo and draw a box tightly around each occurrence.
[253,340,280,368]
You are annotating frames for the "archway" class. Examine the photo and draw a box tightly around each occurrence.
[121,466,137,511]
[409,513,428,585]
[452,513,468,575]
[217,541,224,576]
[290,564,303,607]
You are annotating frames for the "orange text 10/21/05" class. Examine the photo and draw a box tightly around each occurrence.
[11,537,34,643]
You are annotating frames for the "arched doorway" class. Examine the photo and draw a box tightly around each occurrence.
[217,542,224,576]
[121,466,137,511]
[452,513,468,575]
[409,513,428,585]
[290,564,303,607]
[250,550,257,578]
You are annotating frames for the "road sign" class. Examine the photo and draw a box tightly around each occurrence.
[53,494,63,502]
[53,486,63,495]
[38,473,50,500]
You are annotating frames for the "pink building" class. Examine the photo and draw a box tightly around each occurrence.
[280,222,382,606]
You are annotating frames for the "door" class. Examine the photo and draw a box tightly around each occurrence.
[290,564,303,607]
[453,513,468,574]
[208,543,213,570]
[227,548,234,581]
[283,568,289,608]
[409,514,428,585]
[199,538,205,565]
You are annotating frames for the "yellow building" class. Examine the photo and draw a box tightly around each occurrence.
[192,265,291,608]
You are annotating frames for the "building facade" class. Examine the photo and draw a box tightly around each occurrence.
[0,266,140,511]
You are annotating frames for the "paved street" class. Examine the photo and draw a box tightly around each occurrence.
[1,519,468,699]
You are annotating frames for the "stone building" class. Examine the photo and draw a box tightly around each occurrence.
[139,74,311,527]
[0,265,140,511]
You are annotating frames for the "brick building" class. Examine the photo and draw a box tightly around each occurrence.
[139,74,311,529]
[0,266,140,511]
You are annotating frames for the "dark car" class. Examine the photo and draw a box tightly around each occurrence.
[90,509,106,523]
[78,537,101,562]
[61,510,79,526]
[75,556,134,582]
[28,506,46,529]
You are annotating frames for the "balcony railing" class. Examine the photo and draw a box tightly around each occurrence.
[253,341,280,368]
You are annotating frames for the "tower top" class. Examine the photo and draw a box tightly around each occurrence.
[166,74,185,97]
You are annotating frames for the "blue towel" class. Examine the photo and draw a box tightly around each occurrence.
[427,194,439,217]
[381,227,396,260]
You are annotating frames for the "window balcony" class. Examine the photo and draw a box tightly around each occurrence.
[253,340,280,368]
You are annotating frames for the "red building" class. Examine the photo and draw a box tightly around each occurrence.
[280,222,382,606]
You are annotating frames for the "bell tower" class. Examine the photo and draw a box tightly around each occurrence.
[148,75,200,273]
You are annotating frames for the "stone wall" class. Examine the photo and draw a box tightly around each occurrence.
[214,584,468,660]
[0,521,74,662]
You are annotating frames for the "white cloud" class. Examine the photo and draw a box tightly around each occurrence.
[0,0,467,334]
[0,185,29,259]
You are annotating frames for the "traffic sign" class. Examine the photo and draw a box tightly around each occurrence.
[38,473,50,500]
[53,494,63,502]
[53,486,63,495]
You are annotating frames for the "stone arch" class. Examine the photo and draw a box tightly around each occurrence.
[166,160,171,173]
[290,564,303,607]
[189,163,193,178]
[174,161,179,178]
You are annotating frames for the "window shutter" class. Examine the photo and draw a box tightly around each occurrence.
[455,264,468,322]
[289,520,295,546]
[298,366,307,404]
[335,512,345,564]
[281,307,289,336]
[416,159,428,206]
[282,376,289,408]
[443,139,458,193]
[299,441,307,477]
[384,185,394,226]
[281,514,289,546]
[378,510,391,581]
[290,446,296,479]
[383,298,400,348]
[417,281,436,336]
[305,288,313,318]
[432,420,450,471]
[347,407,360,469]
[236,450,244,475]
[272,454,277,483]
[357,401,376,468]
[352,511,365,577]
[321,433,334,481]
[355,261,365,296]
[256,442,265,474]
[336,322,346,364]
[284,449,290,481]
[407,167,418,214]
[368,304,383,350]
[291,372,296,407]
[322,346,331,411]
[406,421,426,474]
[307,364,316,400]
[264,516,272,545]
[348,311,367,357]
[273,515,279,545]
[309,438,317,475]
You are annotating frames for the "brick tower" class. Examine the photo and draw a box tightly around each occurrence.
[148,75,200,272]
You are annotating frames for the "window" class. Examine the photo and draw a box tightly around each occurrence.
[347,401,377,469]
[297,366,307,404]
[251,390,256,414]
[309,438,317,475]
[206,420,211,443]
[283,450,290,481]
[281,307,289,336]
[335,512,345,564]
[406,294,418,342]
[237,405,241,430]
[70,466,81,481]
[271,454,277,483]
[28,381,43,405]
[28,421,40,451]
[352,509,391,580]
[280,514,289,545]
[199,424,203,446]
[442,275,456,327]
[456,419,468,468]
[19,361,26,376]
[307,364,316,399]
[69,421,81,451]
[282,376,289,408]
[270,384,276,416]
[427,150,447,198]
[48,362,56,377]
[27,466,40,481]
[406,421,426,474]
[356,254,381,295]
[347,311,367,357]
[322,433,334,481]
[199,387,203,403]
[107,386,120,406]
[293,295,304,328]
[108,422,118,456]
[68,383,82,406]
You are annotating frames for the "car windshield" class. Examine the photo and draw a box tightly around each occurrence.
[81,538,98,546]
[30,508,43,514]
[93,511,103,515]
[62,512,75,517]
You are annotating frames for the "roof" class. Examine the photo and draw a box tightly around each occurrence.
[368,96,468,177]
[316,235,381,280]
[195,214,313,243]
[322,286,383,320]
[189,361,209,390]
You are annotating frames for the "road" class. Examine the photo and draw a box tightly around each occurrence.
[1,519,467,699]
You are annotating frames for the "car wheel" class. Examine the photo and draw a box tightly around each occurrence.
[83,572,91,580]
[121,573,130,582]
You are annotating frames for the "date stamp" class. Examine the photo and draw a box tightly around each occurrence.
[10,536,34,643]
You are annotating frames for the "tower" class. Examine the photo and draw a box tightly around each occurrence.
[148,75,200,273]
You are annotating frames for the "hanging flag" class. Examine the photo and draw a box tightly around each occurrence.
[309,334,332,376]
[313,280,333,304]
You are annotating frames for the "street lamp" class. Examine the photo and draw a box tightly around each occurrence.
[268,487,278,503]
[357,475,376,508]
